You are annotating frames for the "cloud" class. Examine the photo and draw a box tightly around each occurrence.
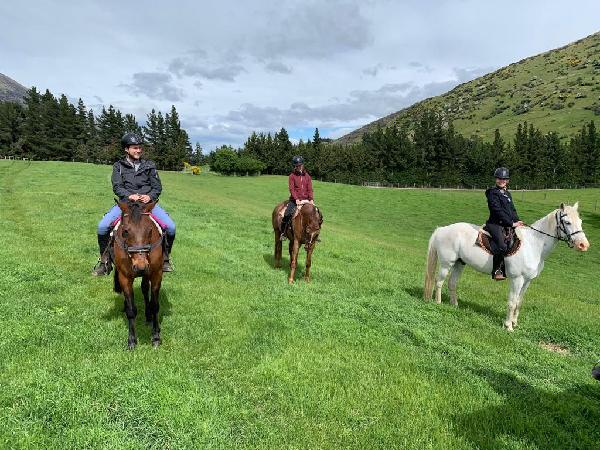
[218,68,488,133]
[239,0,374,60]
[168,57,246,82]
[121,72,184,102]
[265,61,292,74]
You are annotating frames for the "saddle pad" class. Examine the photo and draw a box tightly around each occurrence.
[278,200,311,220]
[476,230,521,256]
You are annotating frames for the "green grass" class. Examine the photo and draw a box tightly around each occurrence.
[1,160,599,449]
[338,32,600,144]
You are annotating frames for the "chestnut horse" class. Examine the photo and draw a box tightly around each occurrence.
[272,201,323,284]
[113,200,164,349]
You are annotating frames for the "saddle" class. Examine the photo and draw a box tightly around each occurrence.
[476,226,522,256]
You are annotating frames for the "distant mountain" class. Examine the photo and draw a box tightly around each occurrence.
[337,32,600,144]
[0,73,28,103]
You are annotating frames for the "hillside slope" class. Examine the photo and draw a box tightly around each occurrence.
[337,32,600,144]
[0,73,28,103]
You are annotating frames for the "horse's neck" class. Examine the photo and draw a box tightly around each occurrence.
[527,210,558,258]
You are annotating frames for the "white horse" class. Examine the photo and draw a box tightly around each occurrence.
[424,203,590,330]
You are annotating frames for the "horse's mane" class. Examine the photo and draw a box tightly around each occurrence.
[127,201,145,224]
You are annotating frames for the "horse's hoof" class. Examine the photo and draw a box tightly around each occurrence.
[304,277,310,283]
[274,263,281,269]
[288,279,294,285]
[503,323,514,332]
[152,339,161,349]
[127,341,137,350]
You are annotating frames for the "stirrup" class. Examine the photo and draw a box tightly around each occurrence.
[91,259,111,276]
[493,270,506,281]
[162,259,174,272]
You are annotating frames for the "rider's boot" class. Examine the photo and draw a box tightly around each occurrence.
[92,233,112,276]
[163,234,175,272]
[279,218,289,241]
[492,253,506,281]
[593,362,600,381]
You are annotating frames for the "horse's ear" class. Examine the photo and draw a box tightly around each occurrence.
[573,201,579,211]
[143,201,156,213]
[560,202,565,211]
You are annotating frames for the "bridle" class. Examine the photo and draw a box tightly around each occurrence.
[115,212,163,256]
[527,210,583,248]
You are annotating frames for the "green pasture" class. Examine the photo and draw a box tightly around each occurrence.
[0,160,599,449]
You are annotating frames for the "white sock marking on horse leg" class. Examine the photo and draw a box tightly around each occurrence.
[505,277,524,331]
[435,264,451,304]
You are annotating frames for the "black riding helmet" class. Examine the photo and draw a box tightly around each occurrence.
[121,132,144,149]
[494,167,510,179]
[292,155,304,166]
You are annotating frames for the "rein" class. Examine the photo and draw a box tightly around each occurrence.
[526,211,583,248]
[115,212,163,255]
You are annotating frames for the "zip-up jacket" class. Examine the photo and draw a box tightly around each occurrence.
[111,158,162,201]
[288,171,313,201]
[485,186,519,227]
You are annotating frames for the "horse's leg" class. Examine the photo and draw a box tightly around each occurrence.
[504,276,524,331]
[304,245,314,282]
[512,278,532,329]
[288,239,300,284]
[119,272,137,349]
[435,263,452,304]
[149,273,162,348]
[448,263,465,307]
[274,231,282,268]
[142,275,151,323]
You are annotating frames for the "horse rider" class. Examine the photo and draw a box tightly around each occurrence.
[91,132,176,276]
[485,167,524,280]
[280,155,314,240]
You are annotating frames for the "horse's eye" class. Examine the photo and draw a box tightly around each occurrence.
[122,229,129,237]
[564,221,571,225]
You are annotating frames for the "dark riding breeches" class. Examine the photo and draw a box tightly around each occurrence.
[281,201,297,231]
[486,223,510,277]
[486,223,509,256]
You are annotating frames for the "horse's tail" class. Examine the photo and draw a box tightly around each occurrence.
[424,230,438,300]
[113,269,122,293]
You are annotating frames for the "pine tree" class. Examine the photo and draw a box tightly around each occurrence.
[0,102,25,156]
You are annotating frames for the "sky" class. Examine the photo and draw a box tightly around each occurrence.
[1,0,599,151]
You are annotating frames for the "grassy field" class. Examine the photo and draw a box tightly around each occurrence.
[0,160,599,449]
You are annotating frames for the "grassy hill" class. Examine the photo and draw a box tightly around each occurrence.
[0,73,28,103]
[337,32,600,145]
[1,160,599,448]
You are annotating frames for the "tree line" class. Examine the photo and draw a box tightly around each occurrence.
[0,87,202,171]
[209,111,600,188]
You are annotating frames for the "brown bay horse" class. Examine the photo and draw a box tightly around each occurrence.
[113,200,164,349]
[272,201,323,284]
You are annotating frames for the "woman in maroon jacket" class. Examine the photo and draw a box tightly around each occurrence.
[280,155,314,239]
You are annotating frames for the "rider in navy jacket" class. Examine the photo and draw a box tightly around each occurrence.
[92,133,176,276]
[485,167,524,280]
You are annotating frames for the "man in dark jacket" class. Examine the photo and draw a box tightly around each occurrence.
[91,132,176,276]
[485,167,524,280]
[280,155,314,240]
